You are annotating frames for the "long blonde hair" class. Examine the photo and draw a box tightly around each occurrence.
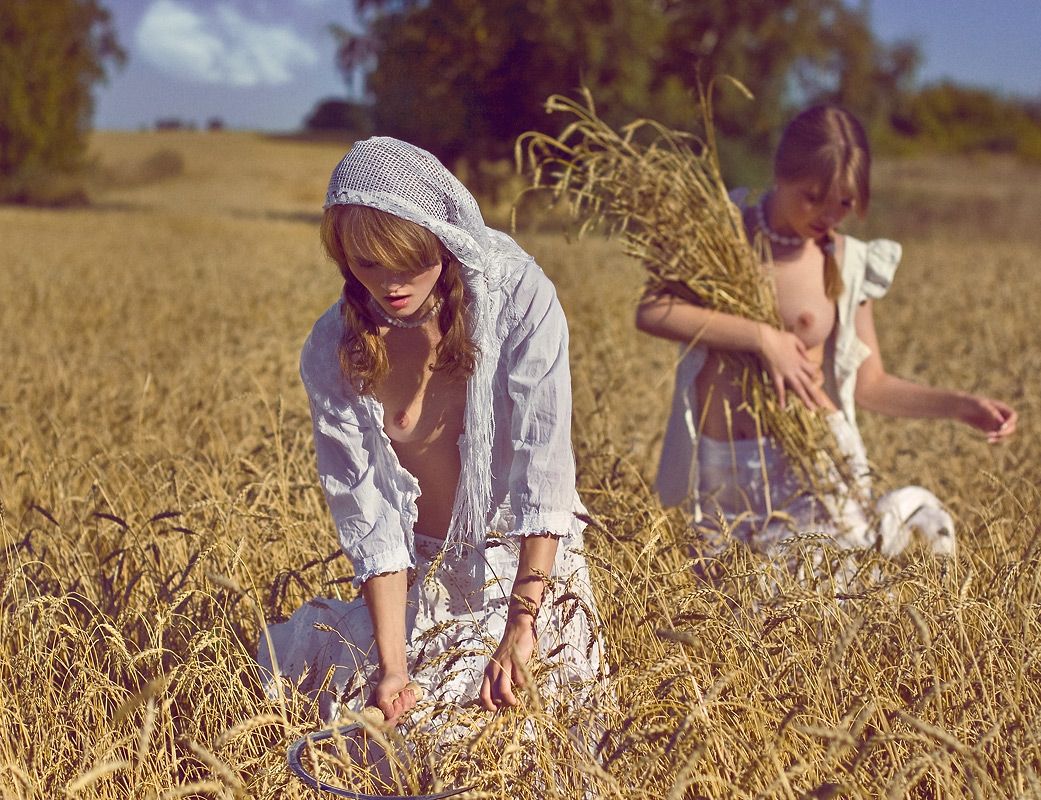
[320,204,478,394]
[775,105,871,301]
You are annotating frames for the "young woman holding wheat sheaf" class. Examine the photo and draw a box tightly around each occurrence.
[258,137,601,727]
[637,105,1018,556]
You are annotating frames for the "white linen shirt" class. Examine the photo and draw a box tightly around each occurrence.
[301,246,585,588]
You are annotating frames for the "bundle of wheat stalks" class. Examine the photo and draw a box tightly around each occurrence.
[517,88,856,506]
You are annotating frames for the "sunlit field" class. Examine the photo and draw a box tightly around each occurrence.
[2,130,1040,798]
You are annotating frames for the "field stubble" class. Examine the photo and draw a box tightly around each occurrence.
[1,132,1040,798]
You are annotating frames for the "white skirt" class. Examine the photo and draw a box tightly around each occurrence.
[257,533,603,721]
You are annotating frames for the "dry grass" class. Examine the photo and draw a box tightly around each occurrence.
[1,130,1039,798]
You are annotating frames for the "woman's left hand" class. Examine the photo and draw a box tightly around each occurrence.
[959,394,1018,443]
[479,619,537,711]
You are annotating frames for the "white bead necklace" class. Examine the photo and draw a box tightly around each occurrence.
[367,295,442,329]
[755,192,806,248]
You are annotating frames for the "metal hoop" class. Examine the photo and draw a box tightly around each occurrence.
[286,723,471,800]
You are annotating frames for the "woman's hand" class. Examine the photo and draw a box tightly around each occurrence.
[372,669,418,726]
[480,618,537,712]
[958,394,1018,443]
[757,324,823,410]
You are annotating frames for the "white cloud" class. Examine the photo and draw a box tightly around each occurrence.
[135,0,318,87]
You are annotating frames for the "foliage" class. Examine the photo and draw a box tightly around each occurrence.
[0,0,124,204]
[334,0,920,170]
[335,0,1041,168]
[654,1,918,145]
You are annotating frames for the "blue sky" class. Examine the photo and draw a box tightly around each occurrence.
[94,0,1041,132]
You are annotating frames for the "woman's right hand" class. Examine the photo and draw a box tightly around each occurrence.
[757,324,823,410]
[372,669,418,726]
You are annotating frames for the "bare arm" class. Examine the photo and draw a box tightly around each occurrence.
[361,570,417,724]
[853,300,1017,442]
[635,292,824,409]
[480,533,558,711]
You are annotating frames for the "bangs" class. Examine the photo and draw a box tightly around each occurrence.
[326,204,444,273]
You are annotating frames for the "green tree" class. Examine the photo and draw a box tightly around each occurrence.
[0,0,124,203]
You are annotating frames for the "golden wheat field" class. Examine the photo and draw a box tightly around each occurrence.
[2,130,1041,799]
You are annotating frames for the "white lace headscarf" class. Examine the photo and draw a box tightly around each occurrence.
[324,136,503,556]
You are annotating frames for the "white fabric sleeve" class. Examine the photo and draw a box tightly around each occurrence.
[503,265,578,539]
